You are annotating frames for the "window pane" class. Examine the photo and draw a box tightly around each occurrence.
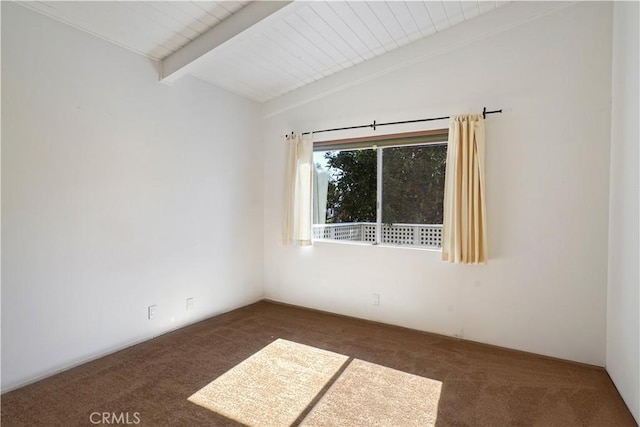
[382,144,447,225]
[314,149,377,224]
[313,141,446,248]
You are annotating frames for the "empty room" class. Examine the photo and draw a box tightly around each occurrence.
[1,1,638,426]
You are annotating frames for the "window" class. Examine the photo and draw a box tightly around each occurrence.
[313,130,448,248]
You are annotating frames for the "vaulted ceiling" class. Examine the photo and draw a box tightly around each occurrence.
[18,1,512,102]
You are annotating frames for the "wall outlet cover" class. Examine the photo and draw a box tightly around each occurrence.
[148,305,157,320]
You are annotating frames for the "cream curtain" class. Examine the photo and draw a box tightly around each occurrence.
[442,115,487,264]
[283,133,314,246]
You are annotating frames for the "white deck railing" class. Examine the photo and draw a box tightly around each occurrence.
[313,223,442,248]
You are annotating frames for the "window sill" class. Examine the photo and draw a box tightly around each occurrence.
[312,239,442,252]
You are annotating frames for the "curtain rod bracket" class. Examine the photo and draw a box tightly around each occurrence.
[483,106,503,119]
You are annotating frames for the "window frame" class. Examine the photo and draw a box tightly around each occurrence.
[313,129,449,248]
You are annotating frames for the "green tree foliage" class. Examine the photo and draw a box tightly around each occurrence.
[382,144,447,224]
[322,144,446,225]
[324,149,376,223]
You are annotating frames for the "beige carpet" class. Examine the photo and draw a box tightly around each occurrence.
[301,359,442,427]
[4,302,636,426]
[188,339,348,427]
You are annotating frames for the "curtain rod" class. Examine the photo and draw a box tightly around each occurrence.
[298,107,502,136]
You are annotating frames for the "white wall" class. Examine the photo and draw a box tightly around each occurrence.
[262,2,613,366]
[1,3,264,391]
[607,2,639,422]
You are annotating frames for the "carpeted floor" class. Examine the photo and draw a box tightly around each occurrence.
[1,300,636,426]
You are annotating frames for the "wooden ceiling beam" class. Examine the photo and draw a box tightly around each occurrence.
[160,1,293,83]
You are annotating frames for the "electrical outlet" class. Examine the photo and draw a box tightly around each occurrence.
[148,305,157,320]
[372,293,380,306]
[186,297,194,311]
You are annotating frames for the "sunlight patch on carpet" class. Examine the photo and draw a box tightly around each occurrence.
[187,339,348,427]
[300,359,442,427]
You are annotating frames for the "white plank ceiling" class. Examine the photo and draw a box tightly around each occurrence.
[17,1,511,103]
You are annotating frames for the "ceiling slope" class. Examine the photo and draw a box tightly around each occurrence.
[17,1,516,103]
